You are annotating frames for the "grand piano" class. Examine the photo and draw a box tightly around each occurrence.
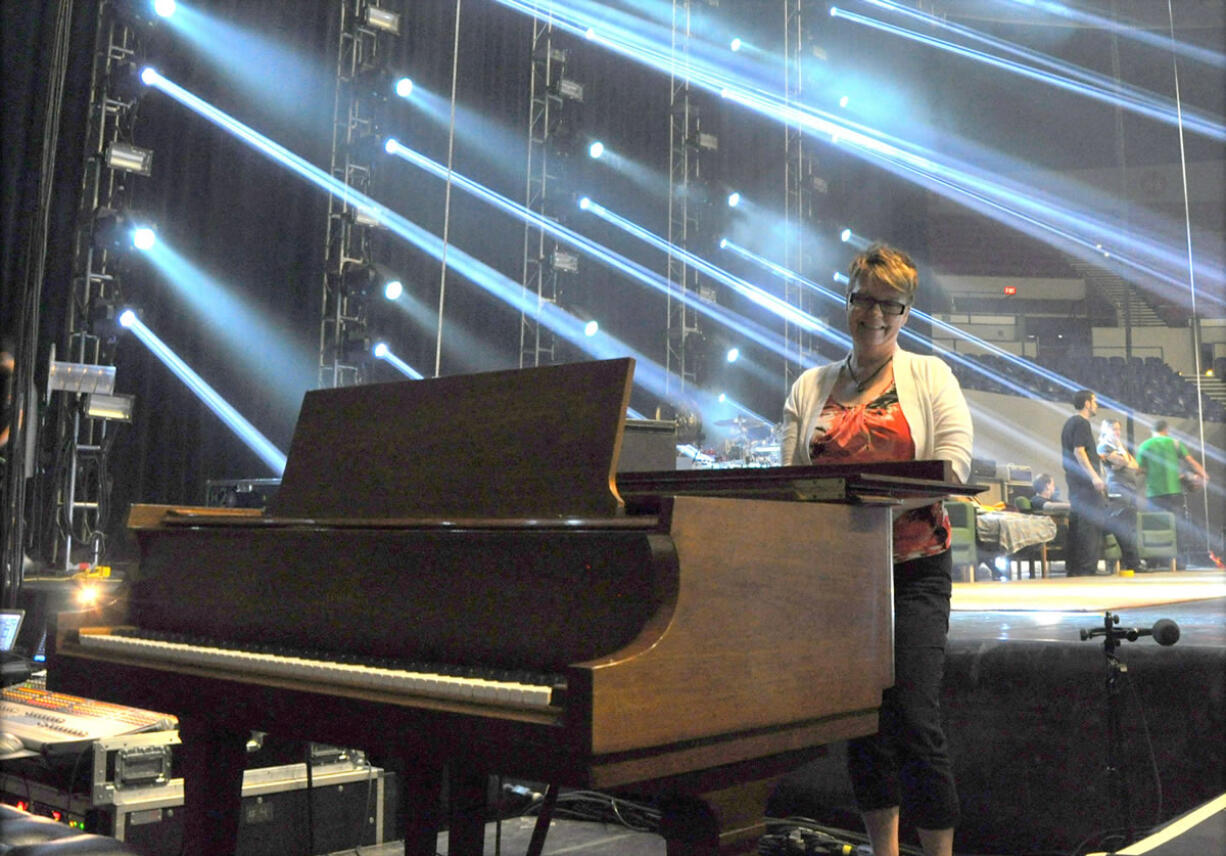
[48,358,967,855]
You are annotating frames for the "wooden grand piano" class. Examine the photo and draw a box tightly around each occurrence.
[48,358,967,855]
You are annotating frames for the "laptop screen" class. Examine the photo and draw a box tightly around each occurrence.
[0,610,23,653]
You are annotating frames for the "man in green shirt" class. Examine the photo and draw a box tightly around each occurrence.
[1136,420,1209,568]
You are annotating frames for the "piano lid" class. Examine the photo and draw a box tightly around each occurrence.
[267,358,634,520]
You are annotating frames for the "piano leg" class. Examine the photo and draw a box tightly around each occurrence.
[178,716,248,856]
[447,765,490,856]
[658,777,782,855]
[393,760,446,856]
[648,749,828,855]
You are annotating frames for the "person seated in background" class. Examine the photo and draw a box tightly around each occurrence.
[1096,418,1142,571]
[1029,474,1070,514]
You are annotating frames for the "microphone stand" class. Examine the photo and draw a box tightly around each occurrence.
[1079,611,1135,847]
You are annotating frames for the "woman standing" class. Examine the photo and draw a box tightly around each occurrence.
[781,243,973,856]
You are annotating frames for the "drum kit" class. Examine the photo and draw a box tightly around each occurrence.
[700,415,781,468]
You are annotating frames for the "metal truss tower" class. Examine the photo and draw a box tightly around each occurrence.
[783,0,818,392]
[318,0,398,388]
[665,0,702,397]
[519,18,565,369]
[49,5,146,570]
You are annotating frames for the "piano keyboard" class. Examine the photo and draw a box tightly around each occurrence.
[77,630,563,712]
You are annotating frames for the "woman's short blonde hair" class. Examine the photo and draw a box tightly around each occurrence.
[847,242,918,301]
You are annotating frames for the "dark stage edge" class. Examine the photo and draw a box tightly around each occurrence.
[769,597,1226,856]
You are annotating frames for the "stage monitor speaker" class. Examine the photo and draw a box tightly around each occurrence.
[971,457,997,479]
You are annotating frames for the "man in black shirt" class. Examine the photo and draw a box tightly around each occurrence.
[1060,390,1106,576]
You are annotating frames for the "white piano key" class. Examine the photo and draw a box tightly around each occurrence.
[78,633,557,712]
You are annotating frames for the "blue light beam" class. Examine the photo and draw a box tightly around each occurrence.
[119,310,287,474]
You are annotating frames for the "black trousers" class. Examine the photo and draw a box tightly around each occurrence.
[1104,499,1140,569]
[847,550,959,829]
[1148,492,1197,565]
[1066,482,1106,575]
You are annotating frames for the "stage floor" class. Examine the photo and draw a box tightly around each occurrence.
[951,571,1226,647]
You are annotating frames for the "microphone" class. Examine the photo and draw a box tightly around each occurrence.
[1138,618,1180,646]
[1079,613,1180,646]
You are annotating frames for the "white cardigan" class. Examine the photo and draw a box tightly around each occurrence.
[780,348,973,483]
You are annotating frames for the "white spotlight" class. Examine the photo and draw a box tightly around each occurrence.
[384,138,400,155]
[153,0,176,18]
[373,342,390,358]
[119,309,137,328]
[140,67,160,85]
[726,347,740,363]
[132,227,157,251]
[840,228,852,242]
[578,196,591,210]
[588,141,605,159]
[364,6,401,35]
[838,95,850,108]
[584,320,599,337]
[727,192,741,208]
[729,38,742,52]
[384,280,403,300]
[719,238,729,249]
[395,77,413,98]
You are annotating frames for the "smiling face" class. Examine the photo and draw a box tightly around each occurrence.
[844,243,918,361]
[846,275,911,357]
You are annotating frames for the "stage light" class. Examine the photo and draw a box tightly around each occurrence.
[727,192,741,208]
[84,392,136,422]
[834,272,850,284]
[364,6,401,35]
[557,78,584,101]
[550,249,579,273]
[47,361,116,395]
[395,76,414,98]
[140,66,159,85]
[578,196,591,210]
[105,141,154,176]
[132,226,157,251]
[342,262,402,300]
[153,0,175,18]
[588,141,605,159]
[840,228,852,242]
[93,209,156,255]
[838,95,850,108]
[76,585,101,607]
[373,343,424,379]
[726,347,740,363]
[584,320,599,337]
[719,238,729,249]
[119,309,137,328]
[729,38,742,52]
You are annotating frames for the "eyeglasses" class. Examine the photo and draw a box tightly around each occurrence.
[847,293,909,316]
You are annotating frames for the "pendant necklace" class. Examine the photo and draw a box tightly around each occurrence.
[844,354,893,393]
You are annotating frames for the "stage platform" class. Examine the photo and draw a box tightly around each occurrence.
[771,570,1226,855]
